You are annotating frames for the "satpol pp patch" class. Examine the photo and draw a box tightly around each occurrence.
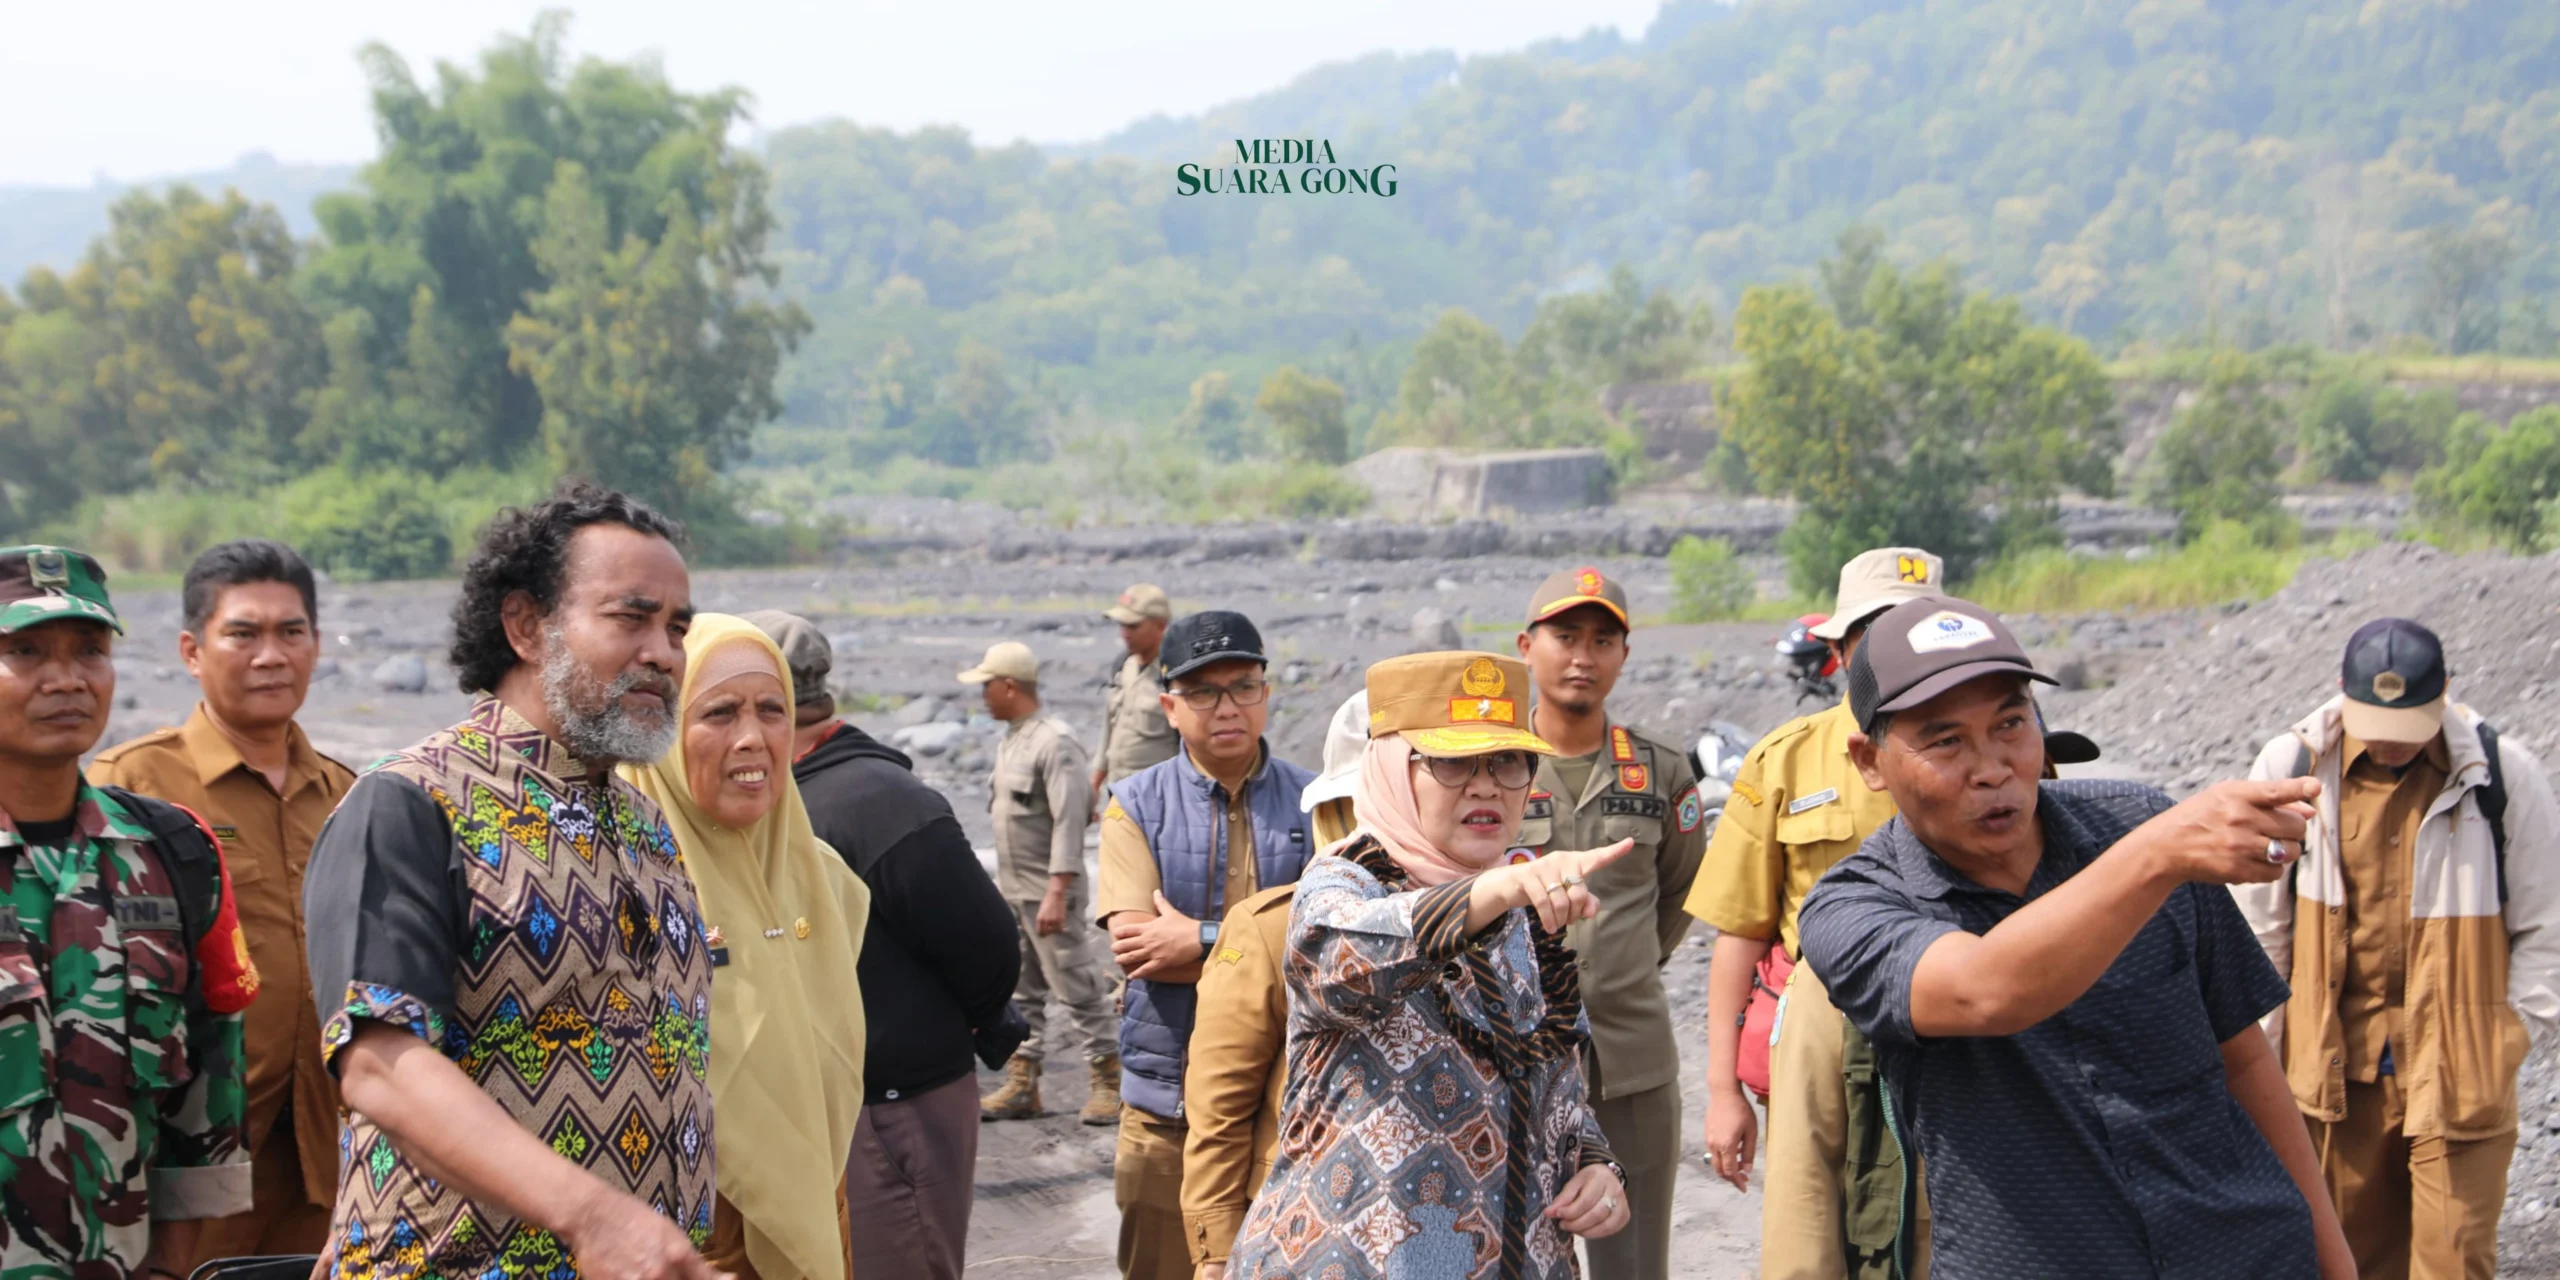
[1907,610,1997,654]
[1676,787,1705,833]
[1505,846,1540,865]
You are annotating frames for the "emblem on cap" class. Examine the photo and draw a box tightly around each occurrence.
[1907,610,1995,654]
[28,550,68,589]
[1449,696,1519,726]
[1575,567,1604,597]
[2372,671,2407,702]
[1460,657,1506,698]
[1897,554,1931,584]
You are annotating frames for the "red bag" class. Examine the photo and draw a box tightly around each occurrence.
[1736,945,1794,1100]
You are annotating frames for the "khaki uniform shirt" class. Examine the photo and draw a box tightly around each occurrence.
[1099,654,1178,783]
[87,705,354,1209]
[991,714,1093,903]
[1683,700,1897,958]
[2335,733,2450,1083]
[1096,750,1260,926]
[1519,722,1709,1100]
[1181,884,1296,1264]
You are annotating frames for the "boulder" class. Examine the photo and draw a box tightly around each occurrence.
[371,654,429,694]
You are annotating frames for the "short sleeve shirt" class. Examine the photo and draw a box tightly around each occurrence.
[1797,780,2312,1280]
[302,699,715,1280]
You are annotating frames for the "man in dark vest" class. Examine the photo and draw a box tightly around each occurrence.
[1096,610,1316,1280]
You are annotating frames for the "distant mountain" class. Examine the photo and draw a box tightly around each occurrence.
[0,152,356,286]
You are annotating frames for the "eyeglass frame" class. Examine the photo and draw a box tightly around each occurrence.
[1407,749,1537,791]
[1164,674,1272,712]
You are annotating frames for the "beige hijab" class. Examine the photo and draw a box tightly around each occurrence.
[625,614,870,1280]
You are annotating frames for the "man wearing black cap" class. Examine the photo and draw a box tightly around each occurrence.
[2237,619,2560,1280]
[1094,610,1315,1280]
[1798,596,2354,1280]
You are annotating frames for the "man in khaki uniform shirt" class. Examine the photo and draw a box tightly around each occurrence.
[962,642,1118,1126]
[1683,546,1939,1280]
[1095,584,1179,797]
[87,540,353,1268]
[1096,611,1315,1280]
[1511,567,1710,1280]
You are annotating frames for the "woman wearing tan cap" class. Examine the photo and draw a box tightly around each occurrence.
[1224,652,1634,1280]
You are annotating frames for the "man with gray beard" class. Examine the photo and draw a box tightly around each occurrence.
[301,482,722,1280]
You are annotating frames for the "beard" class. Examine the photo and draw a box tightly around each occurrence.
[540,630,679,765]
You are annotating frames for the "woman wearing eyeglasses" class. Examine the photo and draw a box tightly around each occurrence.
[1223,652,1634,1280]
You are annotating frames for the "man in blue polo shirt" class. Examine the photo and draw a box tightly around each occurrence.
[1799,596,2353,1279]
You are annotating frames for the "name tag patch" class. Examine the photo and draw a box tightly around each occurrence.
[709,947,732,968]
[1602,796,1665,820]
[209,825,240,843]
[1524,799,1554,820]
[115,895,182,932]
[1787,788,1840,815]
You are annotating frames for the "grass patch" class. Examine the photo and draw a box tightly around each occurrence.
[1965,523,2375,614]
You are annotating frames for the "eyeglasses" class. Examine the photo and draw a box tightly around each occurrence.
[1410,750,1537,791]
[1170,678,1270,711]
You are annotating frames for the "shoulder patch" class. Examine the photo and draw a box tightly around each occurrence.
[1103,799,1128,822]
[1216,946,1246,965]
[1677,788,1705,833]
[1730,778,1763,808]
[1609,726,1636,763]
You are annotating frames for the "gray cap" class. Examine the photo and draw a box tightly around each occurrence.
[742,610,835,708]
[1847,596,2055,734]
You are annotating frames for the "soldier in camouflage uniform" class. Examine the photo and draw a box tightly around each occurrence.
[0,546,255,1279]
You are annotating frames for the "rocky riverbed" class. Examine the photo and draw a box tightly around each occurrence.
[87,528,2560,1275]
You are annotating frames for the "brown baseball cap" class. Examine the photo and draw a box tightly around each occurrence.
[741,610,834,708]
[1366,652,1556,758]
[1847,596,2055,734]
[1810,547,1945,641]
[1105,584,1173,625]
[1525,566,1630,630]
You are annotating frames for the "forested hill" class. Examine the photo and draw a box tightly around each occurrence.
[762,0,2560,436]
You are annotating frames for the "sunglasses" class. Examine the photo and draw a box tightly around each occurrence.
[1409,749,1537,791]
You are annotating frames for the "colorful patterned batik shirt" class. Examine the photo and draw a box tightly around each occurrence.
[0,788,251,1280]
[303,699,714,1280]
[1228,838,1615,1280]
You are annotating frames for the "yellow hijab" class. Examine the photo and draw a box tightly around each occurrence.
[624,615,870,1280]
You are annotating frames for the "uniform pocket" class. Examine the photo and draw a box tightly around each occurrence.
[1513,816,1553,851]
[0,943,49,1112]
[1773,803,1854,849]
[122,928,195,1090]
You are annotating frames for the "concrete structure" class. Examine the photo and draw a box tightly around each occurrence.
[1347,447,1613,517]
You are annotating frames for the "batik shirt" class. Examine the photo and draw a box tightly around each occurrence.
[304,700,714,1280]
[0,788,251,1280]
[1228,839,1615,1280]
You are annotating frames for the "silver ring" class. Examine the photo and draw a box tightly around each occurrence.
[1559,872,1585,888]
[2265,838,2287,864]
[1543,881,1564,895]
[1599,1194,1616,1213]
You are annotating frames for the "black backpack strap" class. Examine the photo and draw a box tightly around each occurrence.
[2476,721,2511,906]
[94,786,222,1006]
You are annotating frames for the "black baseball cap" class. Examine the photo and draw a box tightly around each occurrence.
[2340,617,2447,744]
[1158,610,1268,684]
[1848,596,2055,734]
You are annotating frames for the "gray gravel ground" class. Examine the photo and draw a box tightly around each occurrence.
[83,529,2560,1275]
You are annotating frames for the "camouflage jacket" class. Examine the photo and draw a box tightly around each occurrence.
[0,786,252,1279]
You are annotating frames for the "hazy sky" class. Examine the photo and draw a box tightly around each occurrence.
[0,1,1669,188]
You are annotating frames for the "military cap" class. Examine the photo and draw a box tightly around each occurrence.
[1105,584,1173,625]
[1526,565,1631,630]
[958,641,1041,685]
[1366,652,1556,758]
[0,545,122,636]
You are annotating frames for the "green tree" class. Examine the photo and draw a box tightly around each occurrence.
[1723,252,2118,593]
[1178,371,1250,460]
[2141,352,2288,542]
[1257,367,1349,464]
[1667,535,1755,622]
[2417,407,2560,552]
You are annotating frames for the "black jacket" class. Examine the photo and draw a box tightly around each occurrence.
[796,722,1021,1103]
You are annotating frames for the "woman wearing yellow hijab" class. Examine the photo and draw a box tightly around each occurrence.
[626,614,872,1280]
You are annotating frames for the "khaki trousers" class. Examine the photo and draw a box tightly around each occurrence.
[1585,1082,1680,1280]
[1116,1106,1192,1280]
[1010,899,1116,1065]
[2309,1077,2513,1280]
[1758,963,1929,1280]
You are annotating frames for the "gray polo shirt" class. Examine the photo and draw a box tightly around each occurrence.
[1799,780,2312,1280]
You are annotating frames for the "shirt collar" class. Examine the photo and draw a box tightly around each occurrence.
[0,782,153,851]
[2340,730,2450,778]
[1181,740,1268,798]
[179,702,327,795]
[477,697,600,784]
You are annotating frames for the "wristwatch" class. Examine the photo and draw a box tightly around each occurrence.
[1198,919,1221,956]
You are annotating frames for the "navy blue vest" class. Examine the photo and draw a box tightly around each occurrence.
[1110,743,1316,1119]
